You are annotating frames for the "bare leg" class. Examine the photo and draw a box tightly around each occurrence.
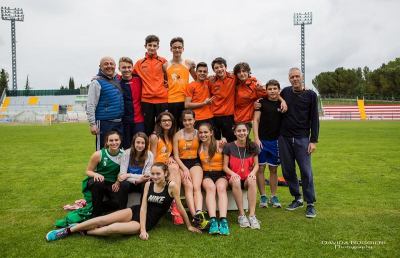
[229,179,244,216]
[245,178,257,216]
[256,164,266,196]
[202,179,216,217]
[87,221,140,236]
[191,166,204,212]
[70,208,132,233]
[215,178,228,218]
[168,163,181,194]
[269,165,278,196]
[182,174,195,216]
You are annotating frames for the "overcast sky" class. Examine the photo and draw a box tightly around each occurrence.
[0,0,399,92]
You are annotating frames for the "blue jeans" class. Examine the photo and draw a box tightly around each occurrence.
[278,136,316,203]
[96,120,123,151]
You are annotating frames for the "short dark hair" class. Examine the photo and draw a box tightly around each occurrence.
[211,57,227,70]
[233,62,251,76]
[266,79,280,89]
[170,37,184,47]
[196,62,208,70]
[118,57,133,65]
[145,35,160,45]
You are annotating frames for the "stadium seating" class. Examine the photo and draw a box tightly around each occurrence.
[323,105,400,120]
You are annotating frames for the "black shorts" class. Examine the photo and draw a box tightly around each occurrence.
[130,205,157,231]
[203,171,226,183]
[181,158,201,169]
[212,115,235,142]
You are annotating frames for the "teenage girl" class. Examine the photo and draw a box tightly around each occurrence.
[173,110,208,229]
[46,163,201,241]
[149,111,183,224]
[86,131,127,218]
[223,123,260,229]
[198,122,230,235]
[118,132,154,195]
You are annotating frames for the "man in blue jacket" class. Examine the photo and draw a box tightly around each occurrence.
[279,67,319,218]
[87,57,124,150]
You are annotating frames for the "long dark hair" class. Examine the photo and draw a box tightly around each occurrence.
[233,123,258,155]
[154,111,176,144]
[129,132,149,167]
[103,130,121,148]
[198,122,217,159]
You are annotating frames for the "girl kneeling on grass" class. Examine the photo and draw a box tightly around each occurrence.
[118,132,154,195]
[86,131,128,218]
[198,122,230,235]
[173,110,208,229]
[223,123,260,229]
[46,163,201,241]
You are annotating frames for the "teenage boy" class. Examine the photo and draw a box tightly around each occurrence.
[134,35,168,136]
[118,57,145,149]
[208,57,235,142]
[184,62,215,128]
[253,79,283,208]
[166,37,196,128]
[279,67,319,218]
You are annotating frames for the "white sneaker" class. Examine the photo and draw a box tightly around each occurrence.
[238,215,250,228]
[248,215,261,229]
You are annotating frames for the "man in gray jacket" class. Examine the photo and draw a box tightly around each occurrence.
[87,57,124,150]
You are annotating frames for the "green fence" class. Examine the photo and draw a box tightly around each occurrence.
[6,89,83,96]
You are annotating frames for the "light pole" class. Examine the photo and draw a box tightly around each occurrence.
[294,12,312,85]
[1,7,24,91]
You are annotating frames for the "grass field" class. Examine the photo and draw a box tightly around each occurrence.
[0,121,399,258]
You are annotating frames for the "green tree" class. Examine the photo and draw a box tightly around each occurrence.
[68,77,75,90]
[0,69,9,94]
[25,75,30,90]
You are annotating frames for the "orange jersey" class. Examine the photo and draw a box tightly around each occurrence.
[134,53,167,104]
[199,148,223,172]
[155,137,173,164]
[209,72,236,116]
[167,63,190,103]
[184,81,213,120]
[178,132,200,159]
[234,78,267,123]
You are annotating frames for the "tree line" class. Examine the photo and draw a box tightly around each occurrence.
[312,57,400,100]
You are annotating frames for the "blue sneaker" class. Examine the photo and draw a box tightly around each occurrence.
[270,196,282,208]
[219,218,230,236]
[208,218,219,235]
[286,199,304,211]
[306,204,316,218]
[259,195,268,208]
[46,227,69,241]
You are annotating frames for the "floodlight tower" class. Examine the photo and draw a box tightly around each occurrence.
[294,12,312,84]
[1,7,24,91]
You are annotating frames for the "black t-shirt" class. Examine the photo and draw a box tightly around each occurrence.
[257,98,282,140]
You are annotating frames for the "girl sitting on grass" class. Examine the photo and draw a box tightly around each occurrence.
[223,123,260,229]
[46,163,201,241]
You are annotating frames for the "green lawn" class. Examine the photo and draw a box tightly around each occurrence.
[0,121,399,258]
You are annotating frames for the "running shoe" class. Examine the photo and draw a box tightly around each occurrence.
[193,211,209,230]
[46,227,69,241]
[259,195,268,208]
[306,204,316,218]
[238,215,250,228]
[208,218,219,235]
[170,200,184,225]
[248,215,261,229]
[286,199,304,211]
[219,218,230,236]
[270,196,282,208]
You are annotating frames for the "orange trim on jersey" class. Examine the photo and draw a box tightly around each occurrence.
[234,78,267,123]
[184,80,213,120]
[178,134,199,159]
[199,149,223,172]
[167,63,190,103]
[155,137,172,164]
[209,72,236,116]
[134,53,167,104]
